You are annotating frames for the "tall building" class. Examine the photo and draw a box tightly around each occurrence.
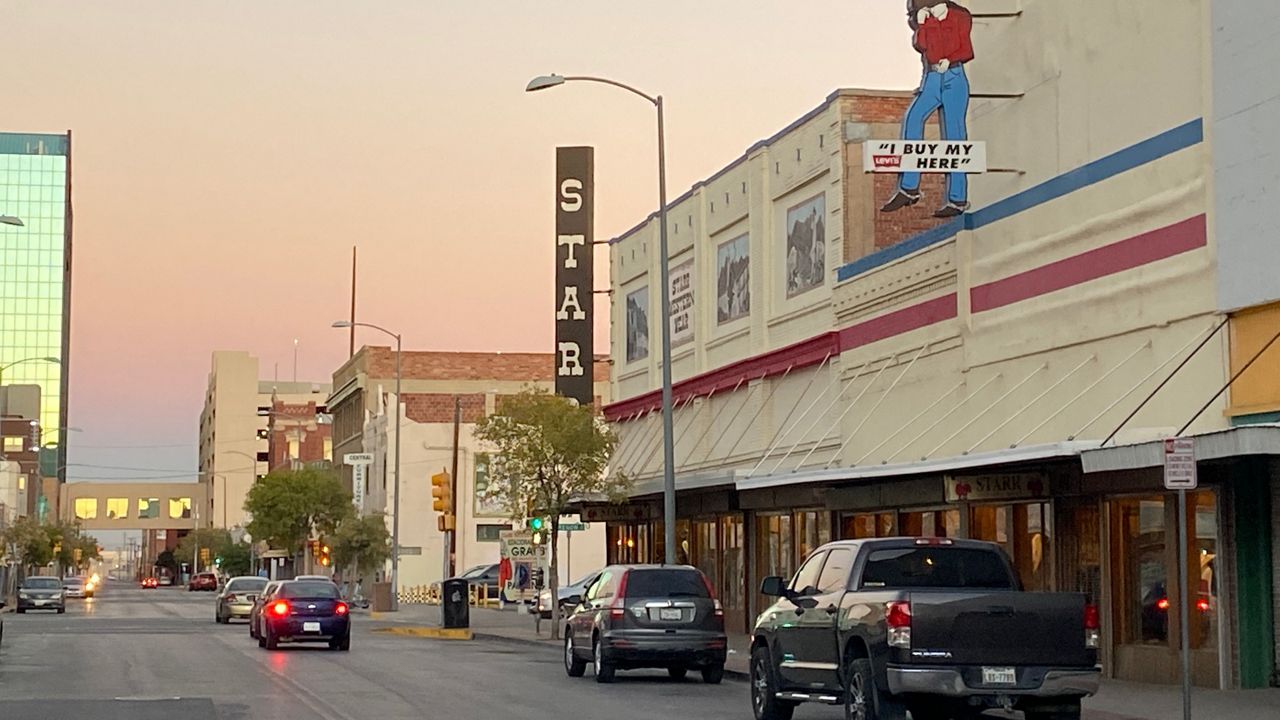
[0,131,73,494]
[198,351,331,529]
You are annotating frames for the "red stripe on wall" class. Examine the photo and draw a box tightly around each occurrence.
[837,293,958,352]
[970,214,1208,313]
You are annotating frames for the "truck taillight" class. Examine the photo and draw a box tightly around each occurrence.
[1084,604,1100,649]
[886,601,911,649]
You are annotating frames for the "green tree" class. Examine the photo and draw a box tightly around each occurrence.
[473,388,625,639]
[331,512,391,593]
[155,549,178,579]
[71,532,102,573]
[174,528,233,572]
[1,515,54,571]
[217,542,252,577]
[244,467,353,558]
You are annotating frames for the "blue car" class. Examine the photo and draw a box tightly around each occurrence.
[257,580,350,651]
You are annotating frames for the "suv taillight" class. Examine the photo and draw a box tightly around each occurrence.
[1084,604,1100,649]
[610,571,630,619]
[886,601,912,649]
[699,572,725,628]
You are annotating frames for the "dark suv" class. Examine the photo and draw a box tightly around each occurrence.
[563,565,727,684]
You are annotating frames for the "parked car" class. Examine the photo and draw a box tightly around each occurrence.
[188,572,219,592]
[538,569,602,619]
[750,537,1101,720]
[432,563,501,604]
[257,580,351,651]
[249,581,284,640]
[63,576,94,599]
[216,576,270,624]
[563,564,727,684]
[141,577,159,589]
[294,575,333,582]
[158,575,174,586]
[17,576,66,614]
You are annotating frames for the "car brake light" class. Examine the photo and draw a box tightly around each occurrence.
[914,538,953,546]
[699,573,724,618]
[1156,598,1170,611]
[1084,604,1101,649]
[270,600,290,617]
[1196,598,1210,613]
[225,594,236,603]
[610,571,630,619]
[335,602,349,616]
[886,601,911,649]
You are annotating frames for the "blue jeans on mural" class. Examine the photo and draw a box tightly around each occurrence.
[899,64,970,204]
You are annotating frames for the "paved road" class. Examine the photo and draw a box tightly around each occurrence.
[0,580,845,720]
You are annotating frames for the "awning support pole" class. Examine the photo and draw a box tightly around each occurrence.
[1175,325,1280,437]
[1015,339,1151,447]
[678,379,742,471]
[925,363,1047,458]
[780,356,893,474]
[886,373,1002,463]
[613,410,659,474]
[697,375,765,465]
[747,355,841,476]
[820,344,929,470]
[967,353,1096,453]
[628,396,696,477]
[854,380,965,466]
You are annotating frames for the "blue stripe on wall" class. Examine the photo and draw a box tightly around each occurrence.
[836,118,1205,283]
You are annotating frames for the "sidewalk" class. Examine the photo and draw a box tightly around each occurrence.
[360,605,1280,720]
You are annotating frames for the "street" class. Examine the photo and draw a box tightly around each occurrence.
[0,581,842,720]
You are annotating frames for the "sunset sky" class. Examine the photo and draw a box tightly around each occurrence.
[0,1,918,482]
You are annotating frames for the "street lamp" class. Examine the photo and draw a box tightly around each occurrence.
[0,356,60,384]
[0,216,22,227]
[332,319,403,610]
[526,73,678,565]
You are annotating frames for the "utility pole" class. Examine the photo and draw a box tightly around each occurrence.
[447,396,460,578]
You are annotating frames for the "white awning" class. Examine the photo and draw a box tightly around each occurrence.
[629,469,738,498]
[736,441,1095,491]
[1080,424,1280,474]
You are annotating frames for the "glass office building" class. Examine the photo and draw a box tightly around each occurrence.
[0,131,72,487]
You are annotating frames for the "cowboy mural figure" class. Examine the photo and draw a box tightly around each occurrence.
[881,0,975,218]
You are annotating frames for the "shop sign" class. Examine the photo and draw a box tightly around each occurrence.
[864,141,987,173]
[581,504,656,523]
[344,453,373,512]
[946,473,1049,503]
[669,258,695,347]
[555,146,595,406]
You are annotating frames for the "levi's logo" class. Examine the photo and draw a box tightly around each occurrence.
[873,155,902,169]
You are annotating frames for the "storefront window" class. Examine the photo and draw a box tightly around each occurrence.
[608,522,652,564]
[794,510,830,559]
[756,513,794,585]
[899,508,960,538]
[720,516,744,616]
[841,512,895,539]
[969,502,1052,591]
[1114,497,1169,645]
[693,520,719,597]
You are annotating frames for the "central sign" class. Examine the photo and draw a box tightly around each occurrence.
[555,147,595,406]
[344,453,374,512]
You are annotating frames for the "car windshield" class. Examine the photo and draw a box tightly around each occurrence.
[25,577,62,589]
[279,582,341,599]
[860,548,1017,589]
[623,569,710,599]
[226,578,267,592]
[459,565,488,579]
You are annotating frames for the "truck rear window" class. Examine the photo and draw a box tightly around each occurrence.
[624,569,710,599]
[860,548,1015,589]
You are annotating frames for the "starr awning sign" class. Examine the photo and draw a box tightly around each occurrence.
[1163,437,1197,490]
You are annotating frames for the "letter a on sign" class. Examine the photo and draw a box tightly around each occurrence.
[555,147,594,405]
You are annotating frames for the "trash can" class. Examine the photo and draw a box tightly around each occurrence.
[440,578,470,629]
[371,581,393,612]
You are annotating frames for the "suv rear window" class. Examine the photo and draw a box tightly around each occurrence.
[623,569,709,599]
[861,548,1016,589]
[280,581,340,599]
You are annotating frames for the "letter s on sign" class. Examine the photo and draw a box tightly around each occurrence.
[560,179,583,212]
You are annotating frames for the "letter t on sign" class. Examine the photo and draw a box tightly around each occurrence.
[555,147,595,406]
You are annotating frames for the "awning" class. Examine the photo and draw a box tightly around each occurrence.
[629,469,737,498]
[1080,424,1280,474]
[735,441,1095,491]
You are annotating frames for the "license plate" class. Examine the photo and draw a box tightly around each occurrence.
[35,600,48,606]
[982,667,1017,685]
[658,608,682,621]
[303,621,321,633]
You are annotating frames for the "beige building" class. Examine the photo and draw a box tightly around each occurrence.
[198,351,331,529]
[342,350,610,596]
[601,1,1277,690]
[62,481,208,532]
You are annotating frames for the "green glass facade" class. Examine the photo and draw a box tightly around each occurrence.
[0,132,70,458]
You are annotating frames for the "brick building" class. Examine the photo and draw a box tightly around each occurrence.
[330,349,610,593]
[265,395,332,472]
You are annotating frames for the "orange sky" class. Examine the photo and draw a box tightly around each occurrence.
[0,1,918,478]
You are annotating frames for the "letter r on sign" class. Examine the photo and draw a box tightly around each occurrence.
[558,342,584,377]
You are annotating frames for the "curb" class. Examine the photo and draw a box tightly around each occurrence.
[372,626,473,640]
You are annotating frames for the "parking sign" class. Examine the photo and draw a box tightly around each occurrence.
[1163,437,1197,490]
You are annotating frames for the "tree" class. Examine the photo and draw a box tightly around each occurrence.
[218,542,252,577]
[244,467,353,558]
[331,512,391,595]
[473,388,626,639]
[71,533,102,573]
[174,528,233,571]
[155,550,178,579]
[1,516,54,571]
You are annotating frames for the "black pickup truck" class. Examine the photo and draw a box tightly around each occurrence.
[750,538,1100,720]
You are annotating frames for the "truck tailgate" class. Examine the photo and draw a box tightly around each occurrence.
[907,591,1093,667]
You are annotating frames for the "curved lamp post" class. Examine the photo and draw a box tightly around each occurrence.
[526,73,677,564]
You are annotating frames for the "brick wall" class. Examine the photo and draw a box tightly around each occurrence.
[873,173,950,249]
[842,94,914,125]
[364,350,611,384]
[402,393,487,424]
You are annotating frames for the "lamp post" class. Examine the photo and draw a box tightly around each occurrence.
[332,319,402,610]
[526,73,677,564]
[0,356,60,384]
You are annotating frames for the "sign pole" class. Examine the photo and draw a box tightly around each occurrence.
[1178,487,1192,720]
[1163,436,1196,720]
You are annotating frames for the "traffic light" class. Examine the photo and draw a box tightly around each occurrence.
[73,547,82,564]
[431,470,452,514]
[528,516,549,546]
[319,544,331,567]
[308,539,321,559]
[214,556,223,568]
[200,547,211,565]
